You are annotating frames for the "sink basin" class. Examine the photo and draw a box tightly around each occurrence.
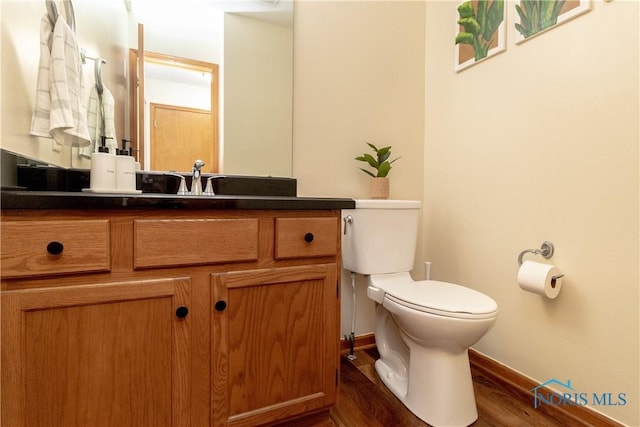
[16,166,297,197]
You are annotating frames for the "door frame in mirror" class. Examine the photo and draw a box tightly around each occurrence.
[129,49,219,172]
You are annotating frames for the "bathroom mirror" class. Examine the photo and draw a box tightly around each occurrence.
[131,0,294,176]
[0,0,293,178]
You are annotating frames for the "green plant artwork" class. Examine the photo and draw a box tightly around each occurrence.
[515,0,566,39]
[455,0,505,62]
[355,143,399,178]
[513,0,590,43]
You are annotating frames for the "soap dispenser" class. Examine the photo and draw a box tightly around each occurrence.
[122,139,140,171]
[116,140,137,192]
[90,136,116,191]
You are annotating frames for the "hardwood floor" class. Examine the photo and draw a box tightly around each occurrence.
[328,348,571,427]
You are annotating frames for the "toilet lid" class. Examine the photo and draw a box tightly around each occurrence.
[383,280,498,319]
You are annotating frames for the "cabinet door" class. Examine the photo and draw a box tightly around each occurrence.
[212,264,338,427]
[1,278,190,427]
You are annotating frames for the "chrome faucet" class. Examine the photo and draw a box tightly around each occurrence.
[191,159,205,195]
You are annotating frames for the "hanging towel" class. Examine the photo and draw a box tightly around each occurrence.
[80,85,118,157]
[30,15,54,139]
[30,15,91,147]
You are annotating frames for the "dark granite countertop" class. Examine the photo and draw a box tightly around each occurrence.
[1,191,355,210]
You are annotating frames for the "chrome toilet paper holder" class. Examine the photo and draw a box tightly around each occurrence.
[518,241,555,266]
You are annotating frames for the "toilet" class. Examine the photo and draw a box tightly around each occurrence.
[342,199,498,427]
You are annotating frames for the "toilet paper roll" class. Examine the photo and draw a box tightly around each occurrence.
[517,260,563,299]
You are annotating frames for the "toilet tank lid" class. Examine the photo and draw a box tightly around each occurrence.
[355,199,421,209]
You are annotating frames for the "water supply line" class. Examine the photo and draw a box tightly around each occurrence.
[344,272,357,360]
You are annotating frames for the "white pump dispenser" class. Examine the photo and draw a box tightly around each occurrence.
[90,136,116,191]
[115,140,136,192]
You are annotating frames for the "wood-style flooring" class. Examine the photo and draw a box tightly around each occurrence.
[329,348,570,427]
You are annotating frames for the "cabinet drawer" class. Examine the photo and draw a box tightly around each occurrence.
[275,218,338,259]
[1,220,110,278]
[134,218,259,268]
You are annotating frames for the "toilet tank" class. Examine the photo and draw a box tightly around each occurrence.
[342,199,421,275]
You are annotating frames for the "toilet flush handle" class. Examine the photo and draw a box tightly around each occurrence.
[343,215,353,235]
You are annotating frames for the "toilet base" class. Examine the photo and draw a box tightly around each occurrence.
[375,346,478,427]
[374,358,409,400]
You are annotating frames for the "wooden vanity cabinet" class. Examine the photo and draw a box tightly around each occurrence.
[1,277,191,427]
[212,264,338,426]
[1,209,342,427]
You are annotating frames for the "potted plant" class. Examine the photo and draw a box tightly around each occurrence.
[355,142,400,199]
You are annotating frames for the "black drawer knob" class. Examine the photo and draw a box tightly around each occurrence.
[214,301,227,312]
[46,241,64,255]
[175,306,189,318]
[304,232,314,243]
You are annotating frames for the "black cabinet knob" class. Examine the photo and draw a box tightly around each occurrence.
[214,301,227,312]
[46,241,64,255]
[304,232,314,243]
[175,306,189,318]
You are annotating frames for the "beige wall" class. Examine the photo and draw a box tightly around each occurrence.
[295,0,638,425]
[423,0,638,425]
[1,1,129,167]
[293,1,425,201]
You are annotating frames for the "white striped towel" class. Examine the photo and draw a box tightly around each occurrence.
[80,85,118,157]
[29,15,54,139]
[30,15,91,147]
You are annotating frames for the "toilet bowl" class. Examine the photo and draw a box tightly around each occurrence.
[342,200,498,427]
[369,272,497,426]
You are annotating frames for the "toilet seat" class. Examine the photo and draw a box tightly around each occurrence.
[369,275,498,320]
